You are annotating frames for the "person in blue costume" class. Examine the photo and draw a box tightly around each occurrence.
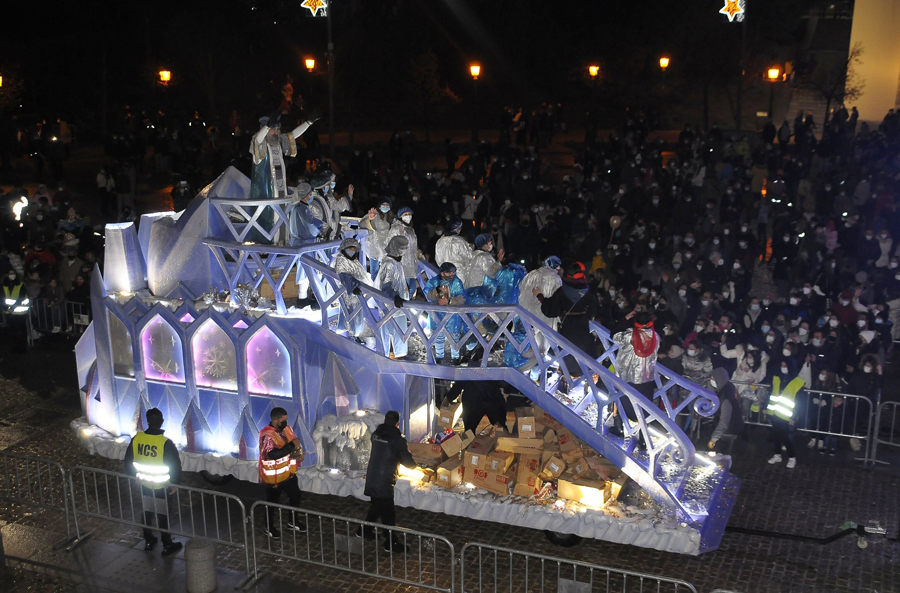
[247,110,319,244]
[423,262,467,364]
[462,263,527,365]
[287,183,322,246]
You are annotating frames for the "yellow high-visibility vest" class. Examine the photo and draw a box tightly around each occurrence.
[132,432,170,489]
[3,284,29,315]
[766,376,804,421]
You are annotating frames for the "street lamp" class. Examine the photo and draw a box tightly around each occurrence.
[659,56,670,71]
[588,65,599,79]
[158,70,171,85]
[470,63,481,141]
[766,66,781,119]
[305,58,316,73]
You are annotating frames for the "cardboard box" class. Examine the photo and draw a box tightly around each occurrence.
[556,428,580,453]
[557,475,609,508]
[408,442,445,466]
[516,452,543,479]
[513,473,544,497]
[258,269,300,300]
[438,400,462,429]
[515,408,537,438]
[543,428,557,444]
[505,411,517,433]
[532,406,561,430]
[560,445,584,464]
[540,445,560,465]
[464,450,488,470]
[539,455,566,481]
[487,450,515,473]
[569,457,595,480]
[496,436,544,452]
[607,473,628,501]
[475,415,493,434]
[464,465,516,496]
[467,433,497,456]
[440,433,464,457]
[436,457,464,489]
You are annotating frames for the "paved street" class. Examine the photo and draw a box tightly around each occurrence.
[1,332,899,593]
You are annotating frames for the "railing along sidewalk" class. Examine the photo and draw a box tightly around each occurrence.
[248,500,455,593]
[67,466,251,577]
[0,451,78,550]
[870,400,900,467]
[459,542,698,593]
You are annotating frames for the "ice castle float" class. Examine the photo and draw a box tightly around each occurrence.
[73,166,739,555]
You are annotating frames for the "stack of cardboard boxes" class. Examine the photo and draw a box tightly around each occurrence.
[417,400,628,507]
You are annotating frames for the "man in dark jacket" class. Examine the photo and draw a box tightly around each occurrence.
[533,262,599,377]
[708,367,744,455]
[443,380,507,433]
[124,408,183,556]
[361,411,417,551]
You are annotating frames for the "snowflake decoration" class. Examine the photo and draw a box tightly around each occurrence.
[202,345,231,378]
[150,358,180,379]
[301,0,327,17]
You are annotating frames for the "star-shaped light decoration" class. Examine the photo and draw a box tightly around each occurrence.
[720,0,744,22]
[301,0,327,17]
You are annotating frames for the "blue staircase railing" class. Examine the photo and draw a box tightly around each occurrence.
[202,220,725,525]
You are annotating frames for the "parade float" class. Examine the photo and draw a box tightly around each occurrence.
[72,162,739,555]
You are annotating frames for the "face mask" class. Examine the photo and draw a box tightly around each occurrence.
[783,237,790,243]
[697,264,703,271]
[781,366,788,374]
[277,420,288,430]
[790,298,798,305]
[695,325,705,332]
[865,235,874,241]
[857,320,866,328]
[875,318,883,325]
[709,379,718,389]
[684,238,694,246]
[442,198,447,204]
[829,319,839,327]
[652,199,659,205]
[647,260,655,266]
[36,215,44,221]
[751,304,760,311]
[733,262,741,270]
[701,300,709,307]
[713,239,720,245]
[864,365,873,373]
[818,373,826,381]
[892,262,899,269]
[812,339,822,347]
[687,349,698,357]
[840,299,850,306]
[724,229,730,236]
[7,275,15,281]
[673,263,681,270]
[790,319,800,327]
[380,205,390,213]
[739,241,747,249]
[649,242,656,249]
[639,287,648,293]
[766,335,775,344]
[330,181,337,189]
[741,226,748,232]
[609,289,616,297]
[799,327,808,336]
[803,287,811,295]
[761,324,770,333]
[401,215,412,224]
[344,249,358,259]
[895,274,900,281]
[782,348,791,357]
[763,299,771,306]
[618,302,626,309]
[678,289,686,297]
[684,253,693,260]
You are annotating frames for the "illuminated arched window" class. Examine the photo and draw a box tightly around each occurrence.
[192,319,237,391]
[141,315,186,383]
[246,326,291,397]
[108,312,135,378]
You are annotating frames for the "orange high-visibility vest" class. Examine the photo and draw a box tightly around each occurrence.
[258,425,298,486]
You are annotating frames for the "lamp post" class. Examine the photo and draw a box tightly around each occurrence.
[659,57,670,128]
[469,63,481,142]
[587,65,599,140]
[158,70,171,86]
[304,58,316,73]
[767,66,781,120]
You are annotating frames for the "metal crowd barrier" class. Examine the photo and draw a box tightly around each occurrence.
[870,401,900,466]
[249,500,456,593]
[459,542,698,593]
[67,466,251,575]
[0,451,78,550]
[733,383,875,464]
[29,298,91,336]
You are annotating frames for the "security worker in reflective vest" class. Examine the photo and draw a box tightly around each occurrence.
[124,408,183,556]
[2,270,29,351]
[259,407,305,539]
[766,370,805,469]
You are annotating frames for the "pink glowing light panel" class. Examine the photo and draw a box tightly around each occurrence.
[141,315,186,383]
[246,326,291,397]
[192,320,237,391]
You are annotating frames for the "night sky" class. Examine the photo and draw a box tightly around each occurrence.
[3,0,816,133]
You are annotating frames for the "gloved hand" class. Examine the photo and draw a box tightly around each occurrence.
[394,295,404,309]
[352,286,362,296]
[306,110,323,124]
[707,440,716,450]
